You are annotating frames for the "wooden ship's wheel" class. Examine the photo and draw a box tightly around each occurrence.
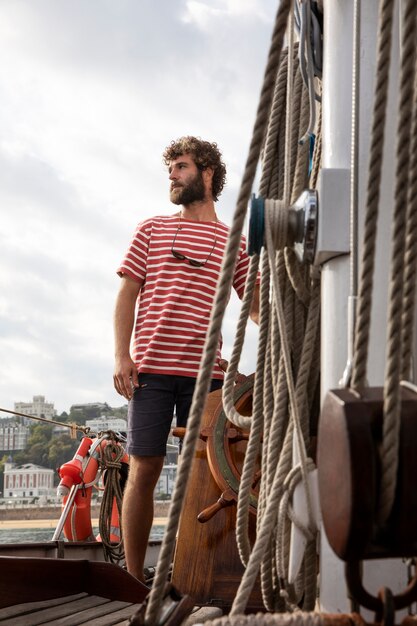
[198,375,259,522]
[171,376,264,611]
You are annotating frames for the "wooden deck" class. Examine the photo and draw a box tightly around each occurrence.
[0,592,142,625]
[0,556,148,625]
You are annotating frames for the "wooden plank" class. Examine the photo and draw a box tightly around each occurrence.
[0,593,87,621]
[44,599,135,625]
[80,603,143,626]
[9,595,110,626]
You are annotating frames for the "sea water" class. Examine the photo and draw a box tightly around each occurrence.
[0,524,166,544]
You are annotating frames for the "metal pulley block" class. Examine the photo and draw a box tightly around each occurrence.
[248,189,318,264]
[317,385,417,562]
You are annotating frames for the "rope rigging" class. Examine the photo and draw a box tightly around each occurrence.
[350,0,417,526]
[141,0,417,623]
[0,406,90,438]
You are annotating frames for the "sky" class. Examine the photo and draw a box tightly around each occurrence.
[0,0,276,415]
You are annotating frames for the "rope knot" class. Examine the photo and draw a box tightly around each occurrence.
[104,460,122,470]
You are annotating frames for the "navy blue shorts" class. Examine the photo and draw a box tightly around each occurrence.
[126,373,223,457]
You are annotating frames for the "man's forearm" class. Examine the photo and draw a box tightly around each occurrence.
[114,289,136,358]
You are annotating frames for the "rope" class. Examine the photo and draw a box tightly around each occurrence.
[144,2,292,622]
[98,437,125,564]
[0,406,89,438]
[350,0,395,390]
[400,54,417,380]
[350,0,361,301]
[265,200,289,250]
[230,15,321,612]
[379,0,417,525]
[199,612,325,626]
[222,255,261,431]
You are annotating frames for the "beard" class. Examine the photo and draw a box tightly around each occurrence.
[170,170,206,205]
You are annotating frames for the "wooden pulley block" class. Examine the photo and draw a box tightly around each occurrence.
[317,385,417,561]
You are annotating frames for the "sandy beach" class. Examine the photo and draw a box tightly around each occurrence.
[0,517,168,530]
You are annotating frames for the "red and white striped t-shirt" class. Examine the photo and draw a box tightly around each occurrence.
[117,214,252,379]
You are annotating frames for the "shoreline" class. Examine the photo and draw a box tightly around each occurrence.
[0,517,168,530]
[0,502,170,522]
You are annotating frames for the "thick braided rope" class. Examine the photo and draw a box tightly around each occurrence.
[379,0,417,525]
[273,285,320,599]
[267,52,298,201]
[400,58,417,380]
[253,27,318,611]
[267,229,313,604]
[234,375,264,566]
[258,307,284,610]
[290,51,305,170]
[350,0,395,390]
[294,279,320,444]
[302,540,318,611]
[262,262,294,609]
[231,421,295,615]
[144,3,292,622]
[234,255,271,567]
[230,212,316,615]
[234,277,268,565]
[234,41,295,579]
[260,281,290,609]
[239,273,294,611]
[199,612,326,626]
[222,254,261,430]
[350,0,361,300]
[265,219,316,604]
[285,249,311,307]
[266,199,289,250]
[276,463,315,592]
[284,7,295,206]
[293,75,310,197]
[262,49,291,197]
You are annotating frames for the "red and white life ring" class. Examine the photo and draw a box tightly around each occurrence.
[57,435,128,542]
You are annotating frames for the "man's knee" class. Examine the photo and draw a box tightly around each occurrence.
[128,455,164,490]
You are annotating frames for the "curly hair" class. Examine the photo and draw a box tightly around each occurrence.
[163,136,227,202]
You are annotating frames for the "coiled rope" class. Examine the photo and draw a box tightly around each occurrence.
[98,436,126,564]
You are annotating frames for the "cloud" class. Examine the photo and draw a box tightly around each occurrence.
[0,0,274,414]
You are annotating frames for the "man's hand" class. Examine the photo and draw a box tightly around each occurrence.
[113,355,139,400]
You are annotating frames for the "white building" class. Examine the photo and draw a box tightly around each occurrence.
[0,422,29,451]
[85,416,127,433]
[4,462,54,498]
[14,395,57,425]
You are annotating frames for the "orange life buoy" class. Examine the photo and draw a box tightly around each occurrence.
[57,435,128,542]
[57,436,93,495]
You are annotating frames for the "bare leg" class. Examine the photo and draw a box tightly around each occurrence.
[122,454,164,582]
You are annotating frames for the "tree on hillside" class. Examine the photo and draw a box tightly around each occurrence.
[48,434,78,472]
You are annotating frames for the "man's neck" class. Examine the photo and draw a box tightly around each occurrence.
[180,199,217,222]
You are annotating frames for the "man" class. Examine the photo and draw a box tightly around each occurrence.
[113,136,259,582]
